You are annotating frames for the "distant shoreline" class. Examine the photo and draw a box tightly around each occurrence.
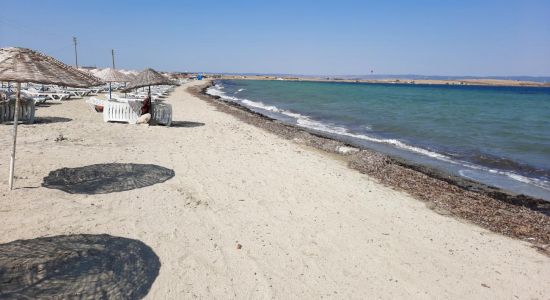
[219,75,550,87]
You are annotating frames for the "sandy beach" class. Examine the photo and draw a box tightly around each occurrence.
[1,80,549,299]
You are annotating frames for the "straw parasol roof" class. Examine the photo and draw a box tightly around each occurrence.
[95,68,131,82]
[77,67,92,74]
[0,46,104,190]
[123,68,175,91]
[88,68,102,75]
[119,70,138,81]
[125,73,137,81]
[0,47,104,87]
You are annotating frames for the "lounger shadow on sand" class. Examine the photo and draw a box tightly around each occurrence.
[170,121,205,128]
[0,234,160,300]
[42,163,175,194]
[33,116,72,124]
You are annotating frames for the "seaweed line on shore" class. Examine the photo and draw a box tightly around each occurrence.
[189,81,550,255]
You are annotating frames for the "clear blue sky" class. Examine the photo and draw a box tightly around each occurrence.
[1,0,549,76]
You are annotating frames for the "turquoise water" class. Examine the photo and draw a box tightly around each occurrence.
[208,80,550,200]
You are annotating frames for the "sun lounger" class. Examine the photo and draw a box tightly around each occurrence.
[100,88,172,126]
[46,92,71,101]
[0,98,35,124]
[61,89,90,98]
[88,88,100,94]
[151,103,172,126]
[85,97,105,112]
[31,96,47,104]
[103,100,140,124]
[24,90,71,101]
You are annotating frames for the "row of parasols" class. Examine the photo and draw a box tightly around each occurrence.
[0,47,178,190]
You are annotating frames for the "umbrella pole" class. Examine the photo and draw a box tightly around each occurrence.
[8,82,21,190]
[109,82,112,99]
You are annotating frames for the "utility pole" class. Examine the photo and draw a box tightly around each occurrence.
[111,49,115,69]
[72,37,78,68]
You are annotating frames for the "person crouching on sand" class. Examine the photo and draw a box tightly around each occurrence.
[137,96,152,125]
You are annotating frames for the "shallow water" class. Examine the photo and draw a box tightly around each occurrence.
[208,79,550,200]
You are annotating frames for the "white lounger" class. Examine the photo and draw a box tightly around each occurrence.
[0,98,35,124]
[151,103,172,126]
[103,99,172,126]
[61,89,90,98]
[25,90,71,101]
[103,101,140,124]
[85,97,105,112]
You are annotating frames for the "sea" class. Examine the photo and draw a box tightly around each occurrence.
[207,79,550,201]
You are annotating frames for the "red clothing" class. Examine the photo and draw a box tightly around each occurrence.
[141,97,151,115]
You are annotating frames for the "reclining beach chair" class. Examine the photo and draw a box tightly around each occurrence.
[21,90,48,104]
[85,97,105,112]
[102,98,172,126]
[103,100,140,124]
[0,97,36,124]
[151,103,172,126]
[61,89,90,98]
[25,89,71,102]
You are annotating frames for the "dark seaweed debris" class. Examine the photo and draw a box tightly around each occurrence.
[192,82,550,255]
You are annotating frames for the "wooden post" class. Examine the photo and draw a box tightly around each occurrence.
[8,82,21,190]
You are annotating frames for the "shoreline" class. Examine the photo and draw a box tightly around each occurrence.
[194,80,550,253]
[219,75,550,88]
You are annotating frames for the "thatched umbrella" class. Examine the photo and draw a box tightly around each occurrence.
[0,47,104,190]
[94,68,131,99]
[125,73,137,82]
[120,70,138,82]
[123,68,175,96]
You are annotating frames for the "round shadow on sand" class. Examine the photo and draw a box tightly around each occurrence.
[42,163,175,194]
[0,234,160,299]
